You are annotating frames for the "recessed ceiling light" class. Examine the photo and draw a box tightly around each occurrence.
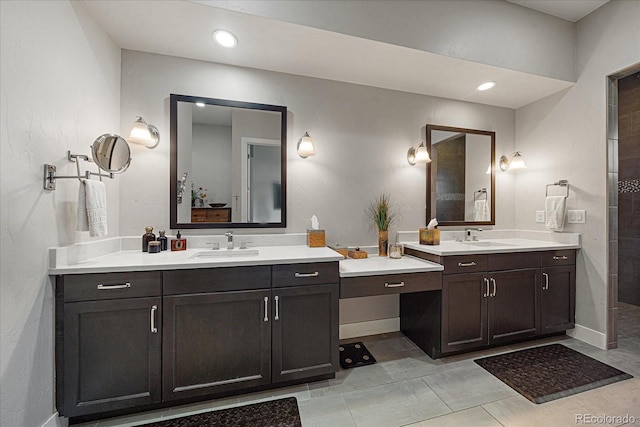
[212,30,237,48]
[477,81,496,91]
[196,102,205,107]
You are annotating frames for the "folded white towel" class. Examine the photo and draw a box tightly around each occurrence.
[473,200,489,221]
[545,196,566,232]
[76,179,108,237]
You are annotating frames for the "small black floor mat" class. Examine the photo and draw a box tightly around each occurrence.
[339,342,376,369]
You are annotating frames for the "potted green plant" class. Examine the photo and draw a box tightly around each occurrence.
[367,193,399,256]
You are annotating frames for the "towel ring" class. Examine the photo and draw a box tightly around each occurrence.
[545,180,569,198]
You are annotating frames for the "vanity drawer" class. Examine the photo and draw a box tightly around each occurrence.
[487,252,541,271]
[541,250,576,267]
[340,271,442,298]
[163,266,270,295]
[61,271,162,302]
[442,255,488,275]
[272,262,339,287]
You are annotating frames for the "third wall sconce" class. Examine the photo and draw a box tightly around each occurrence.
[499,151,526,171]
[297,132,316,158]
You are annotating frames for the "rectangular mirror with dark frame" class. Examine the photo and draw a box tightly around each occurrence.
[426,124,495,226]
[170,94,287,229]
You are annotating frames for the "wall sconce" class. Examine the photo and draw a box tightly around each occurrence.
[499,151,526,171]
[129,116,160,149]
[297,132,315,158]
[407,142,431,165]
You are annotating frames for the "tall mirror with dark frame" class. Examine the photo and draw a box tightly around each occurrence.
[426,124,496,226]
[170,94,287,229]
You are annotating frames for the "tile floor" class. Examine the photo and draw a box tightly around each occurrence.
[78,304,640,427]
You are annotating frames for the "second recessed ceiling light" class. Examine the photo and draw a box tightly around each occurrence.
[213,30,237,48]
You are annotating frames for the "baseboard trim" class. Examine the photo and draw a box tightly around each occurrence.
[42,412,67,427]
[339,318,400,339]
[567,324,607,350]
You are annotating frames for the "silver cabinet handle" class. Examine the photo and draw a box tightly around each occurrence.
[490,278,497,297]
[483,278,490,297]
[553,256,568,260]
[150,305,158,334]
[263,297,269,322]
[97,282,131,290]
[274,296,280,320]
[458,262,477,267]
[542,272,549,290]
[295,272,319,278]
[385,282,405,288]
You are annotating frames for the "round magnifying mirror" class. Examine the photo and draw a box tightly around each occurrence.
[91,134,131,173]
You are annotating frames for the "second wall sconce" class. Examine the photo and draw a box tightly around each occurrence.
[297,132,315,158]
[499,151,526,171]
[129,116,160,149]
[407,142,431,165]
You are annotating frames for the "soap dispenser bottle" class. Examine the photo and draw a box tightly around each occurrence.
[142,226,156,252]
[171,230,187,251]
[158,230,168,251]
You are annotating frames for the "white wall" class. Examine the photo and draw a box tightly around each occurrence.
[204,0,576,81]
[515,0,640,341]
[119,50,516,242]
[0,1,121,426]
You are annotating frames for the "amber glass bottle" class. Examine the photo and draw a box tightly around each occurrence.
[142,226,156,252]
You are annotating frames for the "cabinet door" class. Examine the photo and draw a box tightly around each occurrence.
[62,298,161,417]
[441,273,488,353]
[163,289,271,401]
[271,284,339,383]
[540,265,576,334]
[488,269,539,344]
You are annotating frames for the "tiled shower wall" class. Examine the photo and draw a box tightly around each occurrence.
[618,71,640,306]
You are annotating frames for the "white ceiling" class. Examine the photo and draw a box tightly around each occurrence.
[507,0,609,22]
[79,0,580,110]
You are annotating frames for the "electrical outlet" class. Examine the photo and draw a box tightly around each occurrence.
[567,209,586,224]
[536,211,545,223]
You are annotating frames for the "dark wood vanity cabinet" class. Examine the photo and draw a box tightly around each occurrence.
[407,249,577,358]
[55,272,163,418]
[56,262,340,420]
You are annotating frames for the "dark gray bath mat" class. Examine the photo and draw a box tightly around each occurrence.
[475,344,633,404]
[142,397,301,427]
[339,341,376,369]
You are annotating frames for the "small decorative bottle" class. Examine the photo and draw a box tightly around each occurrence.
[142,226,156,252]
[158,230,168,251]
[171,230,187,251]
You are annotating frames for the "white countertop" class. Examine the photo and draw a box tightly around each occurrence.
[49,245,344,275]
[404,238,581,256]
[339,255,443,278]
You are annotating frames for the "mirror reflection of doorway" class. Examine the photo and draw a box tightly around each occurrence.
[246,142,281,223]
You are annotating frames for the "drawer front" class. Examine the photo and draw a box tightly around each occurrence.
[207,209,230,222]
[442,255,488,275]
[541,250,576,267]
[487,252,541,271]
[163,266,271,295]
[340,271,442,298]
[62,271,162,302]
[272,262,339,287]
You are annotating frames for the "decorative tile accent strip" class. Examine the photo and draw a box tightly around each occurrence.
[436,193,465,201]
[619,179,640,193]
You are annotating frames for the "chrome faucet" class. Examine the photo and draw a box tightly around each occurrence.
[464,228,482,241]
[225,231,234,249]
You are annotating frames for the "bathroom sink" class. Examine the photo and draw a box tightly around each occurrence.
[189,249,260,259]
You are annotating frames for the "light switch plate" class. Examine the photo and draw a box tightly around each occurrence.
[567,209,586,223]
[536,211,545,223]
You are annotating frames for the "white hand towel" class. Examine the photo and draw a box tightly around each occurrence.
[545,196,566,232]
[76,179,108,237]
[473,200,489,221]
